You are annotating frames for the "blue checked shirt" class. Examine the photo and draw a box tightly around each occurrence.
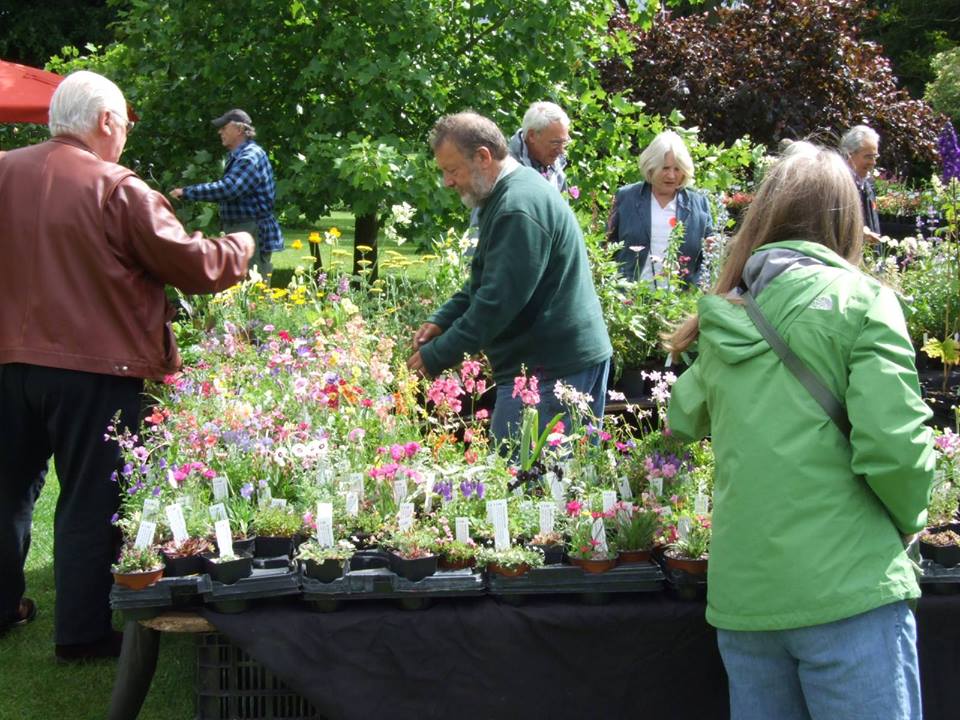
[183,140,284,251]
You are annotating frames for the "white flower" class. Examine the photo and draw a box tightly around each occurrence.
[607,389,626,401]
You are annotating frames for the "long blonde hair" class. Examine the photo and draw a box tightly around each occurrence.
[666,142,864,357]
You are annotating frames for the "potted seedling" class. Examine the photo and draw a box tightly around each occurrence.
[386,528,439,581]
[112,546,164,590]
[297,539,356,582]
[477,545,545,577]
[251,505,303,558]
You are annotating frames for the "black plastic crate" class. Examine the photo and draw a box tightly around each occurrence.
[196,633,320,720]
[485,560,664,598]
[919,559,960,595]
[111,575,212,618]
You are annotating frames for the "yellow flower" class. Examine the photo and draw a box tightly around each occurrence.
[308,231,321,244]
[332,249,351,258]
[356,245,374,253]
[291,239,303,250]
[328,227,341,238]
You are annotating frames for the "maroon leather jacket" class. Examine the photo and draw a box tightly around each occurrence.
[0,136,252,379]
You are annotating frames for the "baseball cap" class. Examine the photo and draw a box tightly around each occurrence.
[211,109,252,128]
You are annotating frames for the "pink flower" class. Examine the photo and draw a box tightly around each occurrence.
[475,409,489,420]
[568,186,580,200]
[512,374,540,406]
[566,500,583,516]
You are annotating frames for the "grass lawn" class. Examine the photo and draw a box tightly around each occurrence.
[0,471,195,720]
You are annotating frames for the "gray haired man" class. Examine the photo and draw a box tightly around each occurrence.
[840,125,881,236]
[507,101,571,194]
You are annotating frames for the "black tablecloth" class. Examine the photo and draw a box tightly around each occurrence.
[203,594,726,720]
[200,594,959,720]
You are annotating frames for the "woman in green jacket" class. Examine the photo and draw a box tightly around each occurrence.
[666,142,934,720]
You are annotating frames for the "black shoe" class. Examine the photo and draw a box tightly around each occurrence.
[0,597,37,635]
[55,629,123,663]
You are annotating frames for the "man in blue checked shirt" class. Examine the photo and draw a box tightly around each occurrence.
[171,108,283,275]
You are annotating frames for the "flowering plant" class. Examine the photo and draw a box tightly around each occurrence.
[386,527,439,560]
[613,498,661,552]
[565,501,617,561]
[112,546,163,574]
[296,539,356,563]
[668,514,711,560]
[509,369,564,484]
[476,544,544,571]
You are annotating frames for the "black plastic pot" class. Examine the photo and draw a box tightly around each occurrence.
[254,535,294,558]
[202,552,253,585]
[920,533,960,568]
[161,551,204,577]
[390,552,438,582]
[529,544,566,565]
[301,558,345,583]
[231,537,256,556]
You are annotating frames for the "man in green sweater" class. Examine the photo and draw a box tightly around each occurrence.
[407,112,612,442]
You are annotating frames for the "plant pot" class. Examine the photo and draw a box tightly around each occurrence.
[202,552,253,585]
[390,552,438,582]
[161,551,204,577]
[618,549,652,564]
[113,567,163,590]
[919,529,960,568]
[570,554,619,574]
[438,556,476,571]
[663,549,708,576]
[254,535,294,558]
[302,558,346,583]
[231,537,256,556]
[612,367,650,399]
[486,562,531,577]
[529,544,566,565]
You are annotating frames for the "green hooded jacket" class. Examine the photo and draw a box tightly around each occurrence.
[667,240,935,631]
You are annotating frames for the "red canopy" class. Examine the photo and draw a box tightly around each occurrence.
[0,59,64,124]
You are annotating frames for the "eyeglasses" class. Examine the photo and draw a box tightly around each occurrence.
[109,110,135,133]
[547,138,571,149]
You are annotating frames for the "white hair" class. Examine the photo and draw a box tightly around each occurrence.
[839,125,879,157]
[521,101,570,133]
[48,70,127,138]
[638,130,695,188]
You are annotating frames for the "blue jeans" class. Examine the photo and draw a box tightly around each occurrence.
[717,601,921,720]
[490,359,610,444]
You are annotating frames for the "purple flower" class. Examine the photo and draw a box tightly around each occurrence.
[152,487,162,497]
[241,482,254,499]
[110,513,119,525]
[435,480,453,503]
[938,122,960,183]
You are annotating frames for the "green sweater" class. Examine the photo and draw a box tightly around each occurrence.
[420,167,611,383]
[667,240,934,631]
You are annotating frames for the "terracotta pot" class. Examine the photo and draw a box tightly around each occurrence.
[618,549,652,564]
[663,550,708,576]
[113,567,163,590]
[487,562,530,577]
[438,556,476,571]
[570,554,619,574]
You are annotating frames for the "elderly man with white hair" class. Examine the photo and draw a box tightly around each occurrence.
[0,71,252,661]
[840,124,881,236]
[507,101,571,194]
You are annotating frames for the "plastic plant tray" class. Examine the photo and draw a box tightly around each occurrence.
[111,574,212,613]
[486,560,664,596]
[202,565,302,604]
[301,566,485,600]
[919,559,960,594]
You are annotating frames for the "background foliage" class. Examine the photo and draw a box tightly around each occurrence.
[601,0,944,177]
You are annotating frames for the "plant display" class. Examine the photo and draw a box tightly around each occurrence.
[112,546,163,574]
[387,528,439,561]
[668,515,712,561]
[613,500,661,552]
[297,540,356,563]
[565,501,617,561]
[476,545,544,572]
[251,506,304,539]
[160,537,214,559]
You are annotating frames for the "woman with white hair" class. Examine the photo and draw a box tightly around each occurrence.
[607,130,713,284]
[666,142,932,720]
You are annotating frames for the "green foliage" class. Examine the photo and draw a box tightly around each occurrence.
[296,539,355,562]
[251,505,303,537]
[926,47,960,124]
[602,0,944,178]
[112,545,163,573]
[476,544,545,570]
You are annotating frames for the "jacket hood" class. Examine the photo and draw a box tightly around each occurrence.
[697,240,852,366]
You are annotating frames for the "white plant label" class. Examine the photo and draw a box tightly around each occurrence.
[316,502,334,547]
[650,477,663,496]
[350,472,365,501]
[543,471,557,488]
[212,476,229,501]
[487,499,510,550]
[602,490,618,513]
[393,478,408,505]
[165,503,189,544]
[208,503,228,522]
[694,493,710,515]
[550,476,565,509]
[258,486,273,507]
[591,517,608,554]
[539,502,555,535]
[581,465,597,484]
[134,520,156,550]
[455,517,470,543]
[270,498,288,509]
[424,475,435,514]
[398,502,415,532]
[316,465,332,486]
[618,477,633,501]
[180,494,194,509]
[678,516,693,541]
[345,491,359,516]
[142,498,160,522]
[215,519,235,558]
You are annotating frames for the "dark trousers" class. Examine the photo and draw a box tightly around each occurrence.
[0,363,142,644]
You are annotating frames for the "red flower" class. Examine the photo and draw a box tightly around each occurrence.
[669,216,677,228]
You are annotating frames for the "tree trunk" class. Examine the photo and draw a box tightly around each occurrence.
[353,212,380,285]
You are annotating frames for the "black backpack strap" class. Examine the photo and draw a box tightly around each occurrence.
[741,290,851,440]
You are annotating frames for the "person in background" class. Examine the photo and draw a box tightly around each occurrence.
[408,112,611,443]
[607,130,713,285]
[171,108,283,276]
[840,124,881,237]
[0,71,252,661]
[507,101,571,194]
[666,141,933,720]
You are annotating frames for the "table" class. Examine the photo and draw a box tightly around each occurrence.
[107,593,960,720]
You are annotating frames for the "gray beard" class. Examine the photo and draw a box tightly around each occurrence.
[459,167,496,209]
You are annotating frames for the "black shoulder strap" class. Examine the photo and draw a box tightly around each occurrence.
[742,290,851,440]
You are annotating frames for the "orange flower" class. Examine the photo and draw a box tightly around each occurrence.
[669,216,677,228]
